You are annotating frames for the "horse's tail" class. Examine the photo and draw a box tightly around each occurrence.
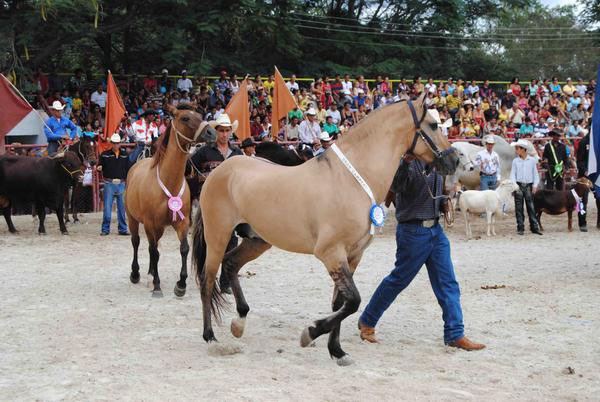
[192,207,227,322]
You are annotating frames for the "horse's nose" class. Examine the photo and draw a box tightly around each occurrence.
[89,160,97,166]
[469,166,474,171]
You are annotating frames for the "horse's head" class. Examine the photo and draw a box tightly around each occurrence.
[451,143,475,172]
[576,177,593,190]
[296,143,315,161]
[53,151,85,182]
[499,179,519,193]
[405,93,458,175]
[167,104,216,151]
[79,136,98,166]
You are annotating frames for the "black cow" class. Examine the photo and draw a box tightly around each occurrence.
[0,151,84,234]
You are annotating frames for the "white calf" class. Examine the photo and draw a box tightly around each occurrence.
[458,180,519,238]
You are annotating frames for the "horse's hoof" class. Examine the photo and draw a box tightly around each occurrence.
[38,232,47,236]
[61,231,69,236]
[152,290,163,298]
[8,229,18,234]
[336,355,354,367]
[300,327,314,348]
[174,284,186,297]
[130,272,140,284]
[231,317,246,338]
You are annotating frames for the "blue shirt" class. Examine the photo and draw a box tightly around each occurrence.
[510,156,540,188]
[44,116,78,142]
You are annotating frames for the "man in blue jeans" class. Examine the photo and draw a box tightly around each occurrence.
[475,135,501,190]
[97,133,130,236]
[358,155,485,351]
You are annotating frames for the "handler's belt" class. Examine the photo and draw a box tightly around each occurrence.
[104,179,123,184]
[480,172,497,176]
[401,218,439,228]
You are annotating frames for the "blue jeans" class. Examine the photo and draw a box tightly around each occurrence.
[480,175,497,190]
[47,141,60,156]
[129,143,144,163]
[360,223,464,344]
[102,182,128,234]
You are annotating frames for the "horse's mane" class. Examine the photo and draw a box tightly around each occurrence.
[334,101,407,147]
[151,104,194,167]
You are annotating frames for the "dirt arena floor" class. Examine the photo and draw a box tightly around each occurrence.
[1,203,599,401]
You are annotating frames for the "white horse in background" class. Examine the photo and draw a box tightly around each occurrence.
[458,180,519,238]
[448,136,538,192]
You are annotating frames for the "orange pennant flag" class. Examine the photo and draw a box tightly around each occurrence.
[225,78,250,140]
[272,66,298,138]
[100,71,126,152]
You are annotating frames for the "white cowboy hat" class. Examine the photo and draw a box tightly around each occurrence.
[319,131,332,142]
[463,99,472,105]
[161,68,168,74]
[485,135,495,144]
[305,108,317,116]
[208,113,239,132]
[357,88,365,95]
[511,139,531,149]
[51,100,65,111]
[110,133,121,143]
[441,118,453,129]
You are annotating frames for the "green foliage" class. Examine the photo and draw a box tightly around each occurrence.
[0,0,598,82]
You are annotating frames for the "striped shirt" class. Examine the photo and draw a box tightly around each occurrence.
[391,159,442,222]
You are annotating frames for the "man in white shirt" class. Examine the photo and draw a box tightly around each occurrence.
[507,104,525,127]
[286,74,299,93]
[342,74,353,94]
[475,136,501,190]
[576,78,587,96]
[510,139,542,235]
[91,84,107,110]
[326,103,341,125]
[177,70,193,93]
[298,108,321,145]
[129,109,160,162]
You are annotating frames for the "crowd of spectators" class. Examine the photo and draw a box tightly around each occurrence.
[24,69,595,154]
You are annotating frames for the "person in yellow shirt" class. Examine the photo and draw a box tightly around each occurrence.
[498,105,509,122]
[72,90,83,111]
[562,78,576,96]
[446,94,461,120]
[263,74,275,94]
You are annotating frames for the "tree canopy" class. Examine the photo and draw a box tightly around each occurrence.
[1,0,599,81]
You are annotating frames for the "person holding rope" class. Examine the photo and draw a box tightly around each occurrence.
[358,155,486,351]
[44,100,78,156]
[542,129,570,190]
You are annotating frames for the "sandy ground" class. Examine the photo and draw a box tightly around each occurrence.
[1,203,599,401]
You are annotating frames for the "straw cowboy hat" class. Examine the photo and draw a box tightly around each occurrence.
[511,139,531,149]
[305,108,317,116]
[208,113,239,132]
[50,100,65,111]
[485,135,495,144]
[319,131,333,142]
[110,133,122,143]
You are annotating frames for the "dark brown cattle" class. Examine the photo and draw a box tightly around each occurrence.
[534,177,593,232]
[0,151,84,234]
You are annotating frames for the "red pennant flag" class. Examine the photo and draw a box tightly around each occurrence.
[99,71,126,152]
[272,67,298,138]
[0,74,34,154]
[225,78,251,140]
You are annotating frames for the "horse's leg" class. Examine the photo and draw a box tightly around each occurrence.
[145,226,165,297]
[222,237,272,338]
[568,210,573,232]
[537,210,544,232]
[301,249,361,365]
[128,213,141,284]
[2,206,18,233]
[174,223,190,297]
[327,250,365,366]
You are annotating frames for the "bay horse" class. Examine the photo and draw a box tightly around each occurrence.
[62,136,98,223]
[125,104,216,298]
[192,94,458,365]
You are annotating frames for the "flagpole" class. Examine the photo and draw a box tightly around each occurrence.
[1,73,53,133]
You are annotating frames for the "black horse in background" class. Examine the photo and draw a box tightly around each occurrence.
[62,137,98,223]
[185,141,314,204]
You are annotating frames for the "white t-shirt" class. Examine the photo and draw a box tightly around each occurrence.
[342,81,353,93]
[286,81,299,92]
[326,109,341,125]
[131,119,159,144]
[91,91,107,108]
[177,78,193,92]
[298,120,321,144]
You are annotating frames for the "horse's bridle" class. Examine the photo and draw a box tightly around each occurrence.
[405,100,454,160]
[171,118,209,154]
[60,162,83,179]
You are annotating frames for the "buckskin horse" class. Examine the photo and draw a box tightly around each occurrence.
[125,104,216,298]
[0,151,84,234]
[192,94,458,366]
